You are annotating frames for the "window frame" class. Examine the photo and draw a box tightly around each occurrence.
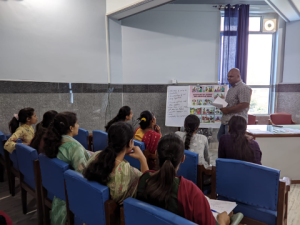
[219,14,277,116]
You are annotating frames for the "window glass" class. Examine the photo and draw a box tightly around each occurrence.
[249,17,261,32]
[249,88,270,114]
[247,34,273,85]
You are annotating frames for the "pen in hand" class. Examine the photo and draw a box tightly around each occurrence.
[211,209,219,213]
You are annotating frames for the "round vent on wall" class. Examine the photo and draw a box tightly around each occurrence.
[263,19,277,32]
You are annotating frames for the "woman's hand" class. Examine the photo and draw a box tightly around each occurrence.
[154,125,161,134]
[216,212,230,225]
[128,146,146,161]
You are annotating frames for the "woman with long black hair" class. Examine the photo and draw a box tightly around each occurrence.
[136,133,230,225]
[43,112,90,225]
[30,110,58,152]
[105,106,133,132]
[176,115,210,167]
[85,122,148,204]
[218,115,262,164]
[4,107,38,153]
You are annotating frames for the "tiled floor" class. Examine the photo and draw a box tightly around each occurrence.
[1,173,299,224]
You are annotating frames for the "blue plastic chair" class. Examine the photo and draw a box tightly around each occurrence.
[4,136,22,196]
[39,153,70,224]
[73,128,89,150]
[124,140,146,169]
[177,150,198,185]
[0,132,7,182]
[64,170,119,225]
[123,197,196,225]
[0,131,6,157]
[92,130,108,152]
[215,159,290,225]
[15,144,43,223]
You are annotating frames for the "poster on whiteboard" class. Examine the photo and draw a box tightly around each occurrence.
[189,85,228,126]
[165,85,228,128]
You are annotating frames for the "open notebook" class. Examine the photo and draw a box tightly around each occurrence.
[205,196,243,225]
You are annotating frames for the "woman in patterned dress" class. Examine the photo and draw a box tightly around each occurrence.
[43,112,91,225]
[84,122,148,204]
[134,111,162,170]
[4,107,37,153]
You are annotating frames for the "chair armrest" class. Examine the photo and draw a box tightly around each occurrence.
[292,120,297,124]
[202,166,213,176]
[268,119,274,125]
[105,199,120,225]
[120,207,125,225]
[255,120,258,124]
[280,177,291,191]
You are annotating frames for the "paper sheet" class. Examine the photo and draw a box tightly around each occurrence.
[205,196,237,219]
[210,96,228,109]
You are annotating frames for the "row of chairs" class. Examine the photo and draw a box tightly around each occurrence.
[248,113,296,125]
[0,129,291,225]
[68,128,293,225]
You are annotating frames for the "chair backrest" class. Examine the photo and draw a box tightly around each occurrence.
[64,170,110,225]
[0,131,6,156]
[73,128,89,150]
[92,130,108,152]
[9,139,22,170]
[248,114,256,125]
[270,113,293,125]
[216,158,280,211]
[16,144,38,190]
[177,150,198,185]
[39,154,70,200]
[123,198,196,225]
[124,140,146,169]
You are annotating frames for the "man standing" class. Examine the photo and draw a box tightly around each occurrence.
[218,68,252,141]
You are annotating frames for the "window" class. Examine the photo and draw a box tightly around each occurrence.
[220,16,275,114]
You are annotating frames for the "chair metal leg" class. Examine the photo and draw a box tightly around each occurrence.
[21,185,27,214]
[0,163,4,182]
[11,173,15,196]
[4,151,12,194]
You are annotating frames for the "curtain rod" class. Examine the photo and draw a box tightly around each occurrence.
[213,5,248,10]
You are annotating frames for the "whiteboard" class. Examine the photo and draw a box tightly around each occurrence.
[165,85,229,128]
[165,86,189,127]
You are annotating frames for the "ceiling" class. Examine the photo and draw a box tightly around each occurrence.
[171,0,268,5]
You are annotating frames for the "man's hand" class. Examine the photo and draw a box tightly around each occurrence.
[220,108,230,115]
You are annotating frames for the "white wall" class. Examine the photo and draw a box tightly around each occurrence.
[108,18,123,84]
[0,0,108,83]
[107,0,142,14]
[121,4,221,84]
[283,20,300,83]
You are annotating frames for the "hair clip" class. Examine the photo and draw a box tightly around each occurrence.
[60,122,65,126]
[141,118,146,122]
[14,114,19,120]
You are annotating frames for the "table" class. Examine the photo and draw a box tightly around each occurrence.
[247,125,300,182]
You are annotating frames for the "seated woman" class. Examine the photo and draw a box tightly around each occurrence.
[4,108,38,153]
[30,110,58,152]
[136,133,230,225]
[43,112,90,225]
[134,111,161,170]
[218,116,262,165]
[105,106,133,132]
[176,115,211,168]
[84,122,148,204]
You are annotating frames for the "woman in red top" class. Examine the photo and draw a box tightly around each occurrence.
[134,111,161,170]
[136,133,230,225]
